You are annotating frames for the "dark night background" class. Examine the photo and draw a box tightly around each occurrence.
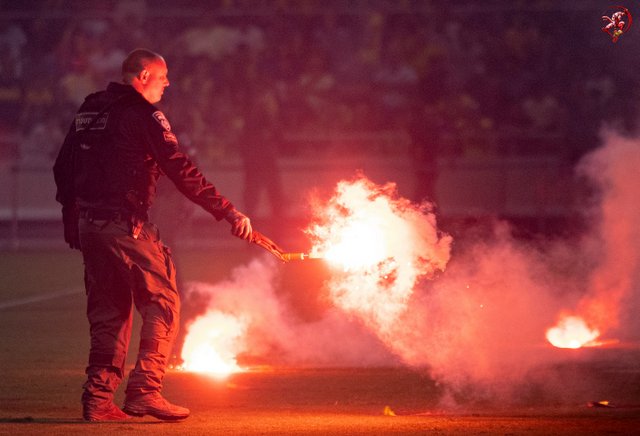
[0,0,638,247]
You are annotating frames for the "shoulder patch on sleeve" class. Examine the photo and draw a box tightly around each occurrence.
[152,111,172,131]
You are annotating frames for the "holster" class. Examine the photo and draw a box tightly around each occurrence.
[79,208,146,239]
[130,215,144,239]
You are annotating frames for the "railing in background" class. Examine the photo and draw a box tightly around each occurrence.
[0,153,582,250]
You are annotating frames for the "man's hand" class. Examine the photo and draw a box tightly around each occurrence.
[62,204,81,250]
[225,209,252,240]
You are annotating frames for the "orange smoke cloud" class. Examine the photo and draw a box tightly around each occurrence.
[179,132,640,404]
[548,131,640,345]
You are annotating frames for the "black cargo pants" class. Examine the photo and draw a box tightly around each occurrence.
[79,215,179,407]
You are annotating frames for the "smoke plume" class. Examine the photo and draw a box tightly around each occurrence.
[181,257,398,368]
[574,131,640,339]
[180,131,640,406]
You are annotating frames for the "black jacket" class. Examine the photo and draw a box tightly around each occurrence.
[53,82,234,221]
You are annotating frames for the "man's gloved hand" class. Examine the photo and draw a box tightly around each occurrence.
[225,209,252,241]
[62,204,81,250]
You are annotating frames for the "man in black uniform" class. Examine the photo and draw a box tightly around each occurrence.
[53,49,253,422]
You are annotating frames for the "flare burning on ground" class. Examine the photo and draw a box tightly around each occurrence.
[544,131,639,351]
[546,315,601,349]
[177,259,281,377]
[180,311,248,376]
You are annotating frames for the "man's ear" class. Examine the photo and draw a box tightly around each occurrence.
[139,69,149,83]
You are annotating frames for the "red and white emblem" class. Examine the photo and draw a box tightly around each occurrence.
[152,111,172,131]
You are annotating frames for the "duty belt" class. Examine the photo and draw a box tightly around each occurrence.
[79,208,133,222]
[79,208,146,239]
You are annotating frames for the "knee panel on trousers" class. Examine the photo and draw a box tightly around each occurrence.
[88,351,127,376]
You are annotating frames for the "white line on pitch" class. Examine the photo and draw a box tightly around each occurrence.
[0,289,81,310]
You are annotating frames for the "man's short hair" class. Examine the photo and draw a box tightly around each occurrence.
[122,48,163,83]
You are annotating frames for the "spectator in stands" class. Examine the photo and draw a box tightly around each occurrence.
[238,78,285,224]
[0,42,23,128]
[372,40,419,129]
[296,50,336,129]
[20,116,64,167]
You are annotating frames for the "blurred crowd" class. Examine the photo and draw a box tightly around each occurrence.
[1,0,638,171]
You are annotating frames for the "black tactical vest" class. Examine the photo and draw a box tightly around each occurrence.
[72,91,143,213]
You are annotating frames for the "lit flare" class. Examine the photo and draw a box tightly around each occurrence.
[546,315,600,349]
[305,176,451,335]
[181,311,248,376]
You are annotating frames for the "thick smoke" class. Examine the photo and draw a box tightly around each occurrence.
[386,131,640,402]
[387,223,570,400]
[575,131,640,339]
[181,132,640,406]
[181,257,398,368]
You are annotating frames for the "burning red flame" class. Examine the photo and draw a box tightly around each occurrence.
[306,176,452,335]
[546,315,600,349]
[180,311,248,376]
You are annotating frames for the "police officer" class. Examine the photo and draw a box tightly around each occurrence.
[53,49,253,421]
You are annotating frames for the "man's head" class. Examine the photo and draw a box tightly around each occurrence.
[122,48,169,104]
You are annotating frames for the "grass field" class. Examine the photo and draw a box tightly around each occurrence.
[1,249,640,435]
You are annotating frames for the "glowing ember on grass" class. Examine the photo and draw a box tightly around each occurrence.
[306,176,452,336]
[546,316,601,349]
[181,311,248,376]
